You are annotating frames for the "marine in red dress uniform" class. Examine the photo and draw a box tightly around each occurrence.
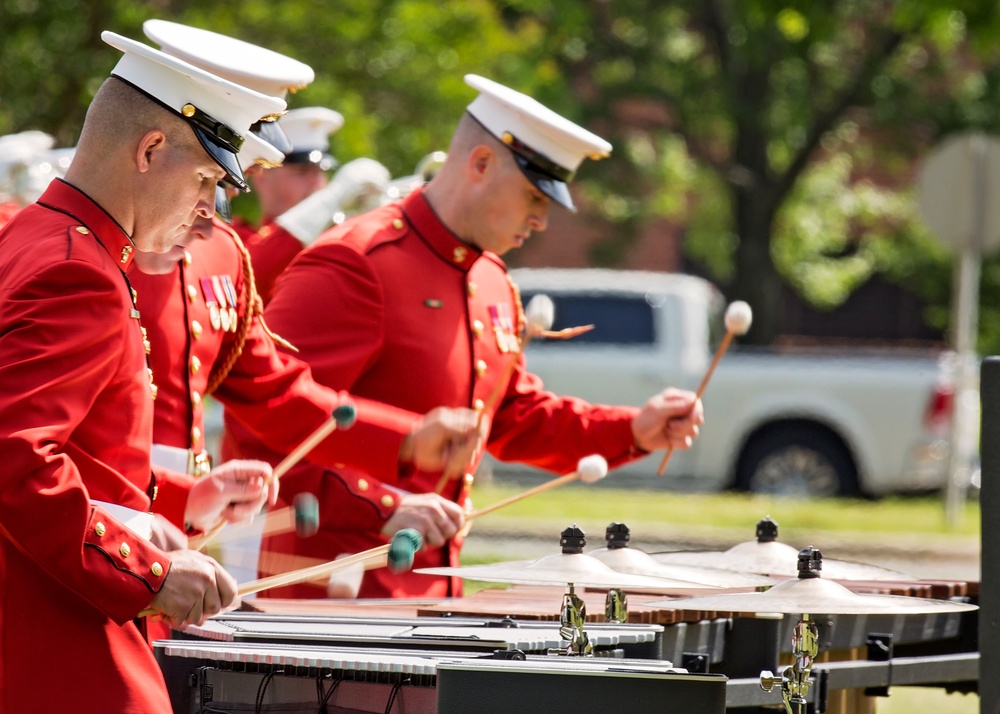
[131,216,422,510]
[0,180,176,713]
[228,75,705,600]
[138,27,483,606]
[230,189,647,599]
[0,26,287,710]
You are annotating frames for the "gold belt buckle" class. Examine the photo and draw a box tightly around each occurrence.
[189,450,212,478]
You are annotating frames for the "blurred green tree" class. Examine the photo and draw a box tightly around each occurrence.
[505,0,1000,344]
[4,0,1000,348]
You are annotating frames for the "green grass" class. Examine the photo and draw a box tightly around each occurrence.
[466,482,980,545]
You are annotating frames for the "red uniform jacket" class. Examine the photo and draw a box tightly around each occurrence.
[228,189,642,599]
[232,216,300,306]
[0,180,173,713]
[0,201,20,231]
[130,219,419,526]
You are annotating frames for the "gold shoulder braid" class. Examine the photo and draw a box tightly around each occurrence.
[503,272,595,341]
[505,272,526,342]
[205,224,298,396]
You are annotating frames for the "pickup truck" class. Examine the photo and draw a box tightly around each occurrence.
[491,268,970,498]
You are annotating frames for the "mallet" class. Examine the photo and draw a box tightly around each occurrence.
[268,402,358,486]
[192,492,320,551]
[466,454,608,520]
[434,295,555,495]
[656,300,752,476]
[138,529,423,618]
[236,528,423,596]
[191,403,356,551]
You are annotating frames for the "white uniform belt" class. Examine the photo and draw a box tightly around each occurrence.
[151,443,212,477]
[91,500,153,541]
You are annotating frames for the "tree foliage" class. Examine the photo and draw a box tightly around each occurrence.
[4,0,1000,349]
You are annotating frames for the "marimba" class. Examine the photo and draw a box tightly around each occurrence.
[155,639,728,713]
[182,609,665,659]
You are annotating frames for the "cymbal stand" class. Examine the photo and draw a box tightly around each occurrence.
[549,583,593,656]
[759,613,819,714]
[605,587,627,624]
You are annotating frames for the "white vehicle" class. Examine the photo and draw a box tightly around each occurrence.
[492,268,968,498]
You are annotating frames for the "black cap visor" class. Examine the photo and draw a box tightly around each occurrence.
[251,120,292,156]
[215,184,233,223]
[193,126,248,192]
[283,149,337,172]
[513,154,575,212]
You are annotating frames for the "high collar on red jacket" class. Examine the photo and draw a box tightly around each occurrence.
[36,179,136,271]
[401,189,482,274]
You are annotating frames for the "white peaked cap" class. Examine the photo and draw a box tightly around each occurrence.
[143,19,311,157]
[280,107,345,151]
[464,74,611,212]
[142,20,314,99]
[278,107,345,168]
[238,131,285,168]
[102,31,286,191]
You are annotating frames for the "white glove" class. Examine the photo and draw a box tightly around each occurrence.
[274,158,391,246]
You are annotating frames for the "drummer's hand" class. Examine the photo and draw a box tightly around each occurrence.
[184,459,277,532]
[380,492,466,548]
[399,407,487,482]
[150,514,189,551]
[147,550,237,629]
[631,388,703,453]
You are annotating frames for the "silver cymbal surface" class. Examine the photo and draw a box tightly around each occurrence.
[644,575,978,615]
[652,540,914,581]
[416,552,717,589]
[588,546,774,589]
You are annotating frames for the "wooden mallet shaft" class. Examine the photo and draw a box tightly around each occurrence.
[269,402,358,485]
[191,403,356,551]
[466,455,608,520]
[656,301,751,476]
[139,530,421,618]
[466,472,580,519]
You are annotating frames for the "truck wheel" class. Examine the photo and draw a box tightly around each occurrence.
[736,425,860,498]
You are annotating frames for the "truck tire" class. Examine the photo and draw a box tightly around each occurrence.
[735,424,860,497]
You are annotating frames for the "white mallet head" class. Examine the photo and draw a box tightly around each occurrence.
[524,294,555,333]
[724,301,753,336]
[577,454,609,484]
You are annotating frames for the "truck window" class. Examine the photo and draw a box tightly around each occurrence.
[522,292,656,345]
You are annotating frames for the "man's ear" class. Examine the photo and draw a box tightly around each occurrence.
[135,129,168,174]
[467,145,494,182]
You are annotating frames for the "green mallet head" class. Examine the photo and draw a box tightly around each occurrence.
[332,402,357,430]
[292,492,320,538]
[387,528,423,573]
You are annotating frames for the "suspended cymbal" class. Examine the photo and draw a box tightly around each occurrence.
[651,540,914,581]
[588,545,775,589]
[644,574,977,615]
[416,552,717,589]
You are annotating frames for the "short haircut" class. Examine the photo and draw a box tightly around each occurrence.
[77,77,196,154]
[448,113,519,174]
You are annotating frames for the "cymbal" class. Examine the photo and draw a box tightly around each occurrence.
[651,540,914,581]
[644,575,978,615]
[416,552,719,589]
[588,546,775,589]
